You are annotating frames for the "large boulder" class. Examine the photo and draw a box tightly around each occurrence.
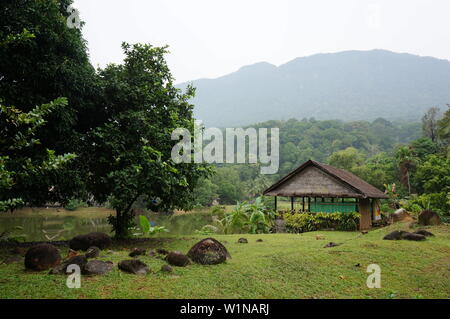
[383,230,409,240]
[166,251,190,267]
[83,260,113,275]
[418,210,441,226]
[187,238,231,265]
[401,232,426,241]
[391,208,414,223]
[414,229,434,237]
[383,230,427,241]
[118,259,149,275]
[25,244,61,271]
[69,232,112,251]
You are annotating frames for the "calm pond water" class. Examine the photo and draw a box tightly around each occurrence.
[0,211,214,242]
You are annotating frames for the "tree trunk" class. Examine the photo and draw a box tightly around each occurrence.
[406,170,411,194]
[115,210,126,239]
[113,195,140,239]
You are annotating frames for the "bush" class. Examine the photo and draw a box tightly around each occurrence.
[398,199,423,216]
[64,198,87,211]
[408,192,450,218]
[283,212,360,233]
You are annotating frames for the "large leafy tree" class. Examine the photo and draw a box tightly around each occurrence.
[0,0,98,205]
[79,43,211,238]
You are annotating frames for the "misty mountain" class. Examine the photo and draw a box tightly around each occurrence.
[176,50,450,127]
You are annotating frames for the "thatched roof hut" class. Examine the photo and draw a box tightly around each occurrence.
[263,160,388,230]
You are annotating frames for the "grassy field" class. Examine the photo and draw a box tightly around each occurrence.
[0,222,449,299]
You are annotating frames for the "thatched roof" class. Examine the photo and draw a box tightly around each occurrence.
[264,160,388,199]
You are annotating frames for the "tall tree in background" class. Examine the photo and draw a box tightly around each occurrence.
[395,146,415,194]
[437,105,450,146]
[422,107,441,143]
[327,147,365,171]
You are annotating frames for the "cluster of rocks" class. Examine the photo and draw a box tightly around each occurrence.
[23,232,114,275]
[384,208,440,241]
[20,232,232,277]
[383,229,434,241]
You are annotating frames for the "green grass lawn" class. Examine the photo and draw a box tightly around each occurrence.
[0,223,449,299]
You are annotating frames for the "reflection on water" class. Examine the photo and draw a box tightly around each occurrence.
[0,212,213,241]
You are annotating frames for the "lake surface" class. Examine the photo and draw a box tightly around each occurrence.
[0,210,214,242]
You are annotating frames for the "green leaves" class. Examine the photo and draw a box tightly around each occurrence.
[136,215,169,237]
[139,215,151,234]
[220,197,275,234]
[0,98,75,211]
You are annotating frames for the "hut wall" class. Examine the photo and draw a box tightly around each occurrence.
[266,166,361,197]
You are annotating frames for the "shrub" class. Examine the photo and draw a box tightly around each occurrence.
[408,192,449,218]
[220,197,276,234]
[283,212,360,233]
[64,198,87,211]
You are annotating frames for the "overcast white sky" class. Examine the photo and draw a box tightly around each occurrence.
[73,0,450,83]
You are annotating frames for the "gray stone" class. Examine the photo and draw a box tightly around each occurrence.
[118,259,149,275]
[129,248,146,257]
[85,246,100,259]
[166,251,190,267]
[161,264,173,273]
[83,260,113,275]
[237,238,248,244]
[324,242,340,248]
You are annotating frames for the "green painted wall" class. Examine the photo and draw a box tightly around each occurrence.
[309,202,357,213]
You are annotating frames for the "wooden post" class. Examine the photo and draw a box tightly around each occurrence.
[358,198,372,230]
[274,196,277,211]
[308,197,311,212]
[302,197,305,212]
[291,197,294,212]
